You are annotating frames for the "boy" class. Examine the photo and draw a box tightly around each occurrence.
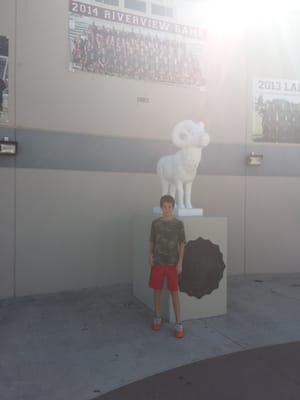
[149,195,185,338]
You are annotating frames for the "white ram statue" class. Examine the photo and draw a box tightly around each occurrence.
[157,120,210,209]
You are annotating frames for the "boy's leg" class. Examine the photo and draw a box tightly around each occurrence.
[152,289,162,331]
[170,290,181,323]
[153,289,162,317]
[170,290,184,338]
[149,266,165,330]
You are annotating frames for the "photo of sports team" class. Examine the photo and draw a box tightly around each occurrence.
[254,96,300,143]
[253,78,300,144]
[69,1,206,88]
[0,36,8,124]
[70,23,205,87]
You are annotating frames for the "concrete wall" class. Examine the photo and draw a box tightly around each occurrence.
[1,0,300,299]
[245,18,300,273]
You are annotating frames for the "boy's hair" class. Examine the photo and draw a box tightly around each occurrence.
[160,195,175,208]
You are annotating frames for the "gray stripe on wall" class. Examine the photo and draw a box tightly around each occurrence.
[1,127,300,177]
[245,145,300,177]
[15,128,172,174]
[14,128,245,176]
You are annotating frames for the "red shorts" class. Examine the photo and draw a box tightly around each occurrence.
[149,264,179,292]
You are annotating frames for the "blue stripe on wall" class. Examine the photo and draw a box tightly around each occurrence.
[1,127,300,177]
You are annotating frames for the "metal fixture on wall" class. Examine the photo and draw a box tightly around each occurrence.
[0,136,17,155]
[247,152,263,166]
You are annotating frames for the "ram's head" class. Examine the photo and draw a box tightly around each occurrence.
[172,120,210,149]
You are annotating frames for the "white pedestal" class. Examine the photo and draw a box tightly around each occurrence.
[153,207,203,216]
[133,214,227,322]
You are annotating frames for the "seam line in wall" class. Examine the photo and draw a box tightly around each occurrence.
[13,0,18,298]
[243,32,249,277]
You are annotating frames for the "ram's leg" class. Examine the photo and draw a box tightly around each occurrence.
[176,181,184,208]
[185,182,193,208]
[170,184,176,200]
[161,178,169,196]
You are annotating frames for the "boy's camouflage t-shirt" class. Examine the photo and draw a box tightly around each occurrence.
[150,217,186,265]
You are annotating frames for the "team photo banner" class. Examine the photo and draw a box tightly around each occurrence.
[0,35,9,125]
[69,0,206,87]
[70,0,206,40]
[253,78,300,143]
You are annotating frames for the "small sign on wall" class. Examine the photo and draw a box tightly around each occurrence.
[253,77,300,143]
[0,36,8,125]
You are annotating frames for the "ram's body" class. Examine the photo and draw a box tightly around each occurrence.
[157,147,201,184]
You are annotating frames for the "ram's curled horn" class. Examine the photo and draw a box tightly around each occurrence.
[195,121,205,133]
[172,120,194,148]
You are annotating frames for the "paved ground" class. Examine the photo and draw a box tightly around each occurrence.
[1,273,300,400]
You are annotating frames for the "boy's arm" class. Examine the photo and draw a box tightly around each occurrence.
[176,241,185,274]
[149,221,155,267]
[177,221,185,274]
[149,241,154,267]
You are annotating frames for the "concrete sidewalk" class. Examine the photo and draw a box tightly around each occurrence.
[1,274,300,400]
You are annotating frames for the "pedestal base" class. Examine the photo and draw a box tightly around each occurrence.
[133,214,227,322]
